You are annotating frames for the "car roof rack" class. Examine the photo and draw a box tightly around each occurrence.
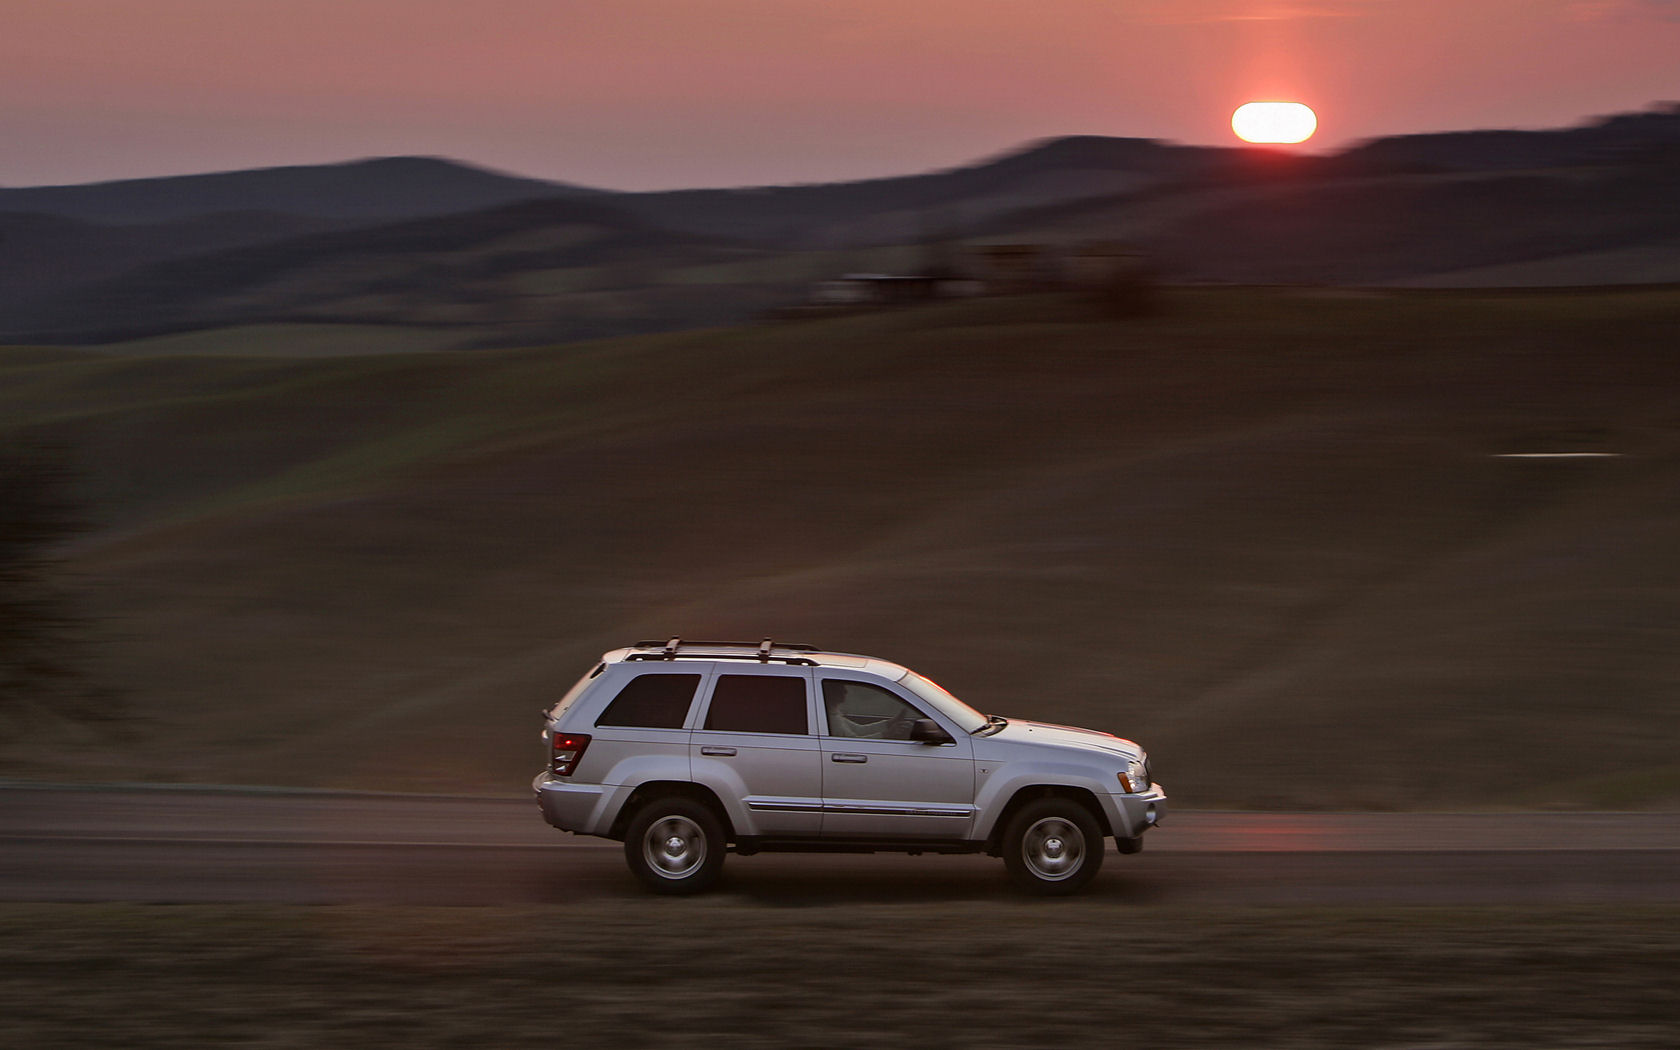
[626,637,821,666]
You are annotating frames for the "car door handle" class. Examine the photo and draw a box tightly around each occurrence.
[831,753,868,764]
[700,746,737,757]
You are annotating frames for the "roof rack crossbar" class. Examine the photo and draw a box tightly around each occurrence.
[631,639,820,653]
[625,651,817,666]
[624,637,822,667]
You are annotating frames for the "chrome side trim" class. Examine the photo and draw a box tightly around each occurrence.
[825,803,974,818]
[745,799,825,813]
[743,799,974,818]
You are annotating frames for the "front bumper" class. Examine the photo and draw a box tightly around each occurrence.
[1103,781,1167,841]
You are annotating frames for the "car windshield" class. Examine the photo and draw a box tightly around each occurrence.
[898,670,989,734]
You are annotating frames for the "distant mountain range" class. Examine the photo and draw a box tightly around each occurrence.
[3,104,1677,347]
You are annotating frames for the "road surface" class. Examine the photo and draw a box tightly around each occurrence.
[4,784,1676,905]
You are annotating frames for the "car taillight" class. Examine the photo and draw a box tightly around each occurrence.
[551,732,591,776]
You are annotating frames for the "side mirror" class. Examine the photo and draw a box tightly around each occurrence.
[910,718,953,745]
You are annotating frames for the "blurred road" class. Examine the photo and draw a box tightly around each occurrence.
[4,785,1677,905]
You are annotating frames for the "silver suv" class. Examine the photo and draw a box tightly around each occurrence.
[534,639,1165,894]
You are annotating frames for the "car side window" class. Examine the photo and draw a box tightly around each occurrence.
[704,674,809,735]
[822,679,924,741]
[596,673,701,729]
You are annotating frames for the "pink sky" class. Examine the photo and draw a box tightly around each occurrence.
[3,0,1677,190]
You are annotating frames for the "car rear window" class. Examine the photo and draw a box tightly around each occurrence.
[545,663,604,724]
[596,673,702,729]
[703,675,809,735]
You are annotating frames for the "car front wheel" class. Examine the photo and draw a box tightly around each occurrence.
[1001,798,1104,895]
[623,796,727,894]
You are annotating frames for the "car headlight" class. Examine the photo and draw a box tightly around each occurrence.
[1117,757,1151,793]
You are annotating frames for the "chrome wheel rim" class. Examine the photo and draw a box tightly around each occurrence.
[643,815,706,879]
[1021,816,1085,881]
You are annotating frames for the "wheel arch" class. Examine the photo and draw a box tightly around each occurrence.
[984,784,1112,852]
[608,781,735,842]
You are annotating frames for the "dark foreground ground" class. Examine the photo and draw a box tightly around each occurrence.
[3,903,1676,1049]
[4,787,1677,1047]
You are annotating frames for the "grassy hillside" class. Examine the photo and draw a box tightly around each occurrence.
[2,289,1678,807]
[0,196,757,346]
[1009,157,1680,285]
[0,210,353,308]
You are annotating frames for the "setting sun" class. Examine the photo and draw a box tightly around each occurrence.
[1232,101,1318,144]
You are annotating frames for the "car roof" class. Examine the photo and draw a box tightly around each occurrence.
[601,639,911,680]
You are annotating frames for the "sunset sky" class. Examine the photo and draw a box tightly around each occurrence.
[3,0,1677,190]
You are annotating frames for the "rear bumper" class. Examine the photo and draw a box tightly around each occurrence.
[532,771,611,834]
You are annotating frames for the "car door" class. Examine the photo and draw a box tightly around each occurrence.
[817,673,976,839]
[689,665,822,837]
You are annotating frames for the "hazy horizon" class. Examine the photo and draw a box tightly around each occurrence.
[3,99,1676,195]
[4,0,1677,191]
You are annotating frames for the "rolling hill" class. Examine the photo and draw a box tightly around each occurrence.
[2,288,1677,808]
[604,135,1229,246]
[0,209,353,308]
[0,195,756,346]
[0,155,595,224]
[1328,102,1680,173]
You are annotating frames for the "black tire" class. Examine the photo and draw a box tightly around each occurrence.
[623,796,727,894]
[1001,797,1104,895]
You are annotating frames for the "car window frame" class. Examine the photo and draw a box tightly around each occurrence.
[588,661,712,729]
[693,664,818,737]
[814,672,954,743]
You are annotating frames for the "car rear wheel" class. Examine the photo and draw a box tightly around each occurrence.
[623,796,726,894]
[1001,798,1104,895]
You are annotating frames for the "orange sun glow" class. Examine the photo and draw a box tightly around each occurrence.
[1232,101,1318,144]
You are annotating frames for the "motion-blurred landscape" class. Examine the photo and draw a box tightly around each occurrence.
[5,0,1680,1033]
[3,109,1679,809]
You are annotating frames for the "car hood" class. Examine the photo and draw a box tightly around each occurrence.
[987,719,1144,761]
